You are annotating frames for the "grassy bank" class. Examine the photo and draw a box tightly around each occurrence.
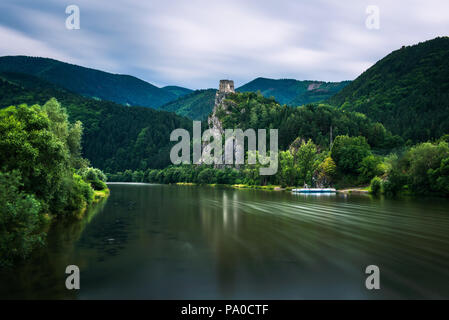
[71,187,110,220]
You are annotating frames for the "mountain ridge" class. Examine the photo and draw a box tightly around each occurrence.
[0,56,191,108]
[236,77,350,105]
[328,36,449,142]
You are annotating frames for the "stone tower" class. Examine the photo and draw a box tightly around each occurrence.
[218,80,235,93]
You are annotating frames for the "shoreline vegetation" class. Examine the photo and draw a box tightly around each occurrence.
[107,133,449,198]
[0,99,109,267]
[179,182,370,194]
[110,181,371,196]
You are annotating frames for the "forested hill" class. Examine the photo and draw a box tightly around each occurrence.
[236,78,350,106]
[159,89,216,120]
[328,36,449,143]
[215,91,402,151]
[0,72,192,172]
[159,78,350,121]
[162,86,193,98]
[0,56,190,108]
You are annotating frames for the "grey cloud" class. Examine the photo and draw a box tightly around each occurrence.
[0,0,448,88]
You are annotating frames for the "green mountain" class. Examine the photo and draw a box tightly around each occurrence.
[214,91,402,151]
[159,78,349,121]
[162,85,193,98]
[236,78,350,106]
[159,89,216,120]
[0,56,185,108]
[0,71,191,172]
[328,37,449,143]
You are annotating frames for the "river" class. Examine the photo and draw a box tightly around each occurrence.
[1,183,449,299]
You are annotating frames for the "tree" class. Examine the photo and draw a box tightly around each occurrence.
[0,170,43,267]
[0,99,106,265]
[358,155,382,183]
[331,135,371,174]
[295,139,318,185]
[315,156,336,187]
[370,177,382,195]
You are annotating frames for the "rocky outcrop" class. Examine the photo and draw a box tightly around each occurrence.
[202,80,237,167]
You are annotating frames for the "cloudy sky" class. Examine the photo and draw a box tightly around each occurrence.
[0,0,448,88]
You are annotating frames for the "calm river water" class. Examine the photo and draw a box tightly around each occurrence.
[1,183,449,299]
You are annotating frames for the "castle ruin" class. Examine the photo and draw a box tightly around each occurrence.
[218,80,235,93]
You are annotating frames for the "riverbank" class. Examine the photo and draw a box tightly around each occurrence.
[337,186,370,194]
[175,182,371,194]
[76,187,110,219]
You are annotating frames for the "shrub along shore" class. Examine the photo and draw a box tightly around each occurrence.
[0,99,108,267]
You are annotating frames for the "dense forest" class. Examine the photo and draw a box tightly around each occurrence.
[0,56,186,108]
[329,37,449,143]
[161,86,193,98]
[236,77,350,105]
[0,99,108,267]
[109,135,380,189]
[0,72,192,173]
[159,89,217,120]
[216,92,402,151]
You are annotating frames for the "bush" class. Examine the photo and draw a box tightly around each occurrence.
[64,174,94,214]
[0,171,44,267]
[90,179,107,191]
[77,167,107,183]
[358,155,382,183]
[331,135,371,174]
[370,177,382,195]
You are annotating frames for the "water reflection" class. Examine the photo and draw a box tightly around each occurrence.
[1,184,449,299]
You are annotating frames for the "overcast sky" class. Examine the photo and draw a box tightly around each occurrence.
[0,0,448,89]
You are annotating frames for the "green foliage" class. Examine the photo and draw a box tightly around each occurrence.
[77,167,108,190]
[64,173,94,212]
[295,140,318,186]
[0,103,69,212]
[381,139,449,196]
[0,100,106,265]
[217,92,401,151]
[0,171,43,267]
[161,86,193,99]
[197,168,217,184]
[329,37,449,143]
[316,156,336,187]
[358,155,383,183]
[428,157,449,195]
[159,89,216,120]
[331,136,371,174]
[0,56,181,108]
[236,77,350,106]
[370,177,382,195]
[0,72,192,172]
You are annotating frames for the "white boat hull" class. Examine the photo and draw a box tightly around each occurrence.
[292,188,337,193]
